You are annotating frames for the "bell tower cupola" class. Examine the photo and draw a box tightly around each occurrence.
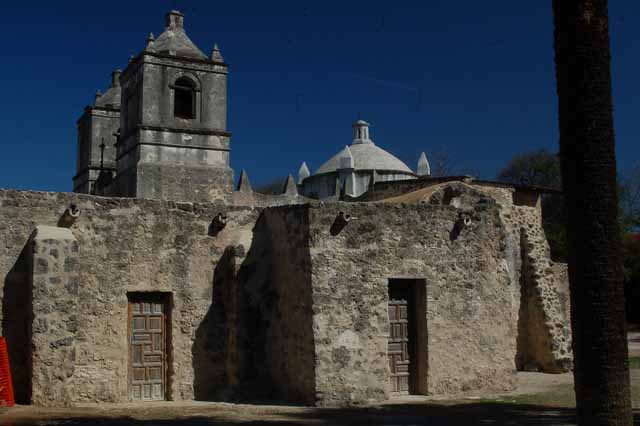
[114,10,233,202]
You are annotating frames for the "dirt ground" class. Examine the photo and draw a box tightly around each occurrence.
[1,334,639,426]
[2,373,635,426]
[0,399,585,426]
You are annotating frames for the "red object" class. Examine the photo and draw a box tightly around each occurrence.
[0,337,15,407]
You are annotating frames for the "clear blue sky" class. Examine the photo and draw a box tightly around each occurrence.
[0,0,637,191]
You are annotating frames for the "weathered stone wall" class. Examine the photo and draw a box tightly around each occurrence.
[488,191,572,373]
[516,228,573,372]
[243,207,316,403]
[381,181,573,375]
[307,201,517,404]
[422,182,572,373]
[0,184,572,408]
[135,162,234,203]
[28,227,80,405]
[0,190,258,406]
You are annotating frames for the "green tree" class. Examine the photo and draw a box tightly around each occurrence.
[255,179,286,195]
[552,0,633,424]
[498,149,562,189]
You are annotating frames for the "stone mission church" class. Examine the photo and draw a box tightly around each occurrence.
[0,10,573,407]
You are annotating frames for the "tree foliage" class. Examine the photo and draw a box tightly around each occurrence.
[255,179,286,195]
[428,147,456,177]
[498,149,562,189]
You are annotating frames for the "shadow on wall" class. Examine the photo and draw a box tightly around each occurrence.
[191,208,315,404]
[191,213,276,402]
[2,241,33,404]
[192,246,237,401]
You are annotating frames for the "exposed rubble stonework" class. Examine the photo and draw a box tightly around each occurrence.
[307,202,516,403]
[517,227,572,373]
[373,180,573,375]
[0,178,572,407]
[1,8,573,409]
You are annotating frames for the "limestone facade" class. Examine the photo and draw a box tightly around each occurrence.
[1,8,574,409]
[0,177,572,407]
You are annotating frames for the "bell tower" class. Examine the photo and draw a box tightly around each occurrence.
[115,10,233,202]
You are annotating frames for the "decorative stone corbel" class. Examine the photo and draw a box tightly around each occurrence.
[209,213,228,237]
[330,211,357,236]
[58,204,80,228]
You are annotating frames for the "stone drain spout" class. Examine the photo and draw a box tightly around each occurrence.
[58,204,80,228]
[209,213,228,236]
[330,211,357,236]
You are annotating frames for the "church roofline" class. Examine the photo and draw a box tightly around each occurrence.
[142,50,228,67]
[76,105,120,126]
[120,51,228,82]
[302,168,418,182]
[369,175,563,195]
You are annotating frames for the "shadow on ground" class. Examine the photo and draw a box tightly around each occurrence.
[3,403,640,426]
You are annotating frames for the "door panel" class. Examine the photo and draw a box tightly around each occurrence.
[388,296,411,394]
[129,297,166,401]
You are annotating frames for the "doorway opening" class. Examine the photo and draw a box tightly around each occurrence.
[387,279,427,396]
[127,292,173,401]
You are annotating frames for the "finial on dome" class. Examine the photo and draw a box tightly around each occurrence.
[94,89,102,103]
[237,169,253,193]
[211,43,224,61]
[298,162,310,184]
[145,32,156,50]
[111,69,122,87]
[417,152,431,176]
[352,120,373,145]
[283,174,298,196]
[128,54,135,63]
[339,146,355,169]
[165,10,185,30]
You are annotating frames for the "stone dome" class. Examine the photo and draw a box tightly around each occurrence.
[315,143,414,174]
[314,121,414,175]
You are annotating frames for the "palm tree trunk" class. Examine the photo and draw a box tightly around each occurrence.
[552,1,632,425]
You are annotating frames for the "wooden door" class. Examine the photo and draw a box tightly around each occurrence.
[388,296,411,394]
[129,298,166,401]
